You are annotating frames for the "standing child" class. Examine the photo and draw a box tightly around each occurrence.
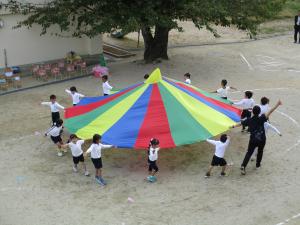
[184,73,191,84]
[65,86,85,106]
[205,134,230,178]
[85,134,115,186]
[233,91,255,132]
[102,75,113,96]
[61,134,89,176]
[41,94,65,125]
[147,138,160,182]
[215,79,237,100]
[45,119,65,157]
[231,100,282,175]
[251,97,282,161]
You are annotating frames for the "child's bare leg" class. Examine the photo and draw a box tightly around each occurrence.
[207,166,213,174]
[98,168,102,177]
[82,162,87,172]
[221,165,227,173]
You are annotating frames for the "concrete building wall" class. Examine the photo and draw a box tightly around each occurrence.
[0,11,102,67]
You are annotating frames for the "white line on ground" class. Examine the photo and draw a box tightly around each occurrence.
[285,140,300,152]
[287,69,300,73]
[240,53,254,70]
[276,110,300,127]
[275,212,300,225]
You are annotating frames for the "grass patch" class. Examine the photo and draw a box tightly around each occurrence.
[276,0,300,19]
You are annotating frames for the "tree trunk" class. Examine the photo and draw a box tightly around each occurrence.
[141,25,169,62]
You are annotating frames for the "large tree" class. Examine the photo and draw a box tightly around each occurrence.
[3,0,285,62]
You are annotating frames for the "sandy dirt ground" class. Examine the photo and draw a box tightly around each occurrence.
[1,35,300,225]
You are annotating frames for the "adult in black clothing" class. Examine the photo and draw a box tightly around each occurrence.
[294,11,300,43]
[231,100,282,175]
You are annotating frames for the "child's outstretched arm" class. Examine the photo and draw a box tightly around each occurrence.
[230,86,238,91]
[55,102,65,110]
[265,122,282,136]
[100,144,114,149]
[206,139,217,146]
[65,89,72,95]
[233,99,245,106]
[41,102,51,106]
[266,100,282,119]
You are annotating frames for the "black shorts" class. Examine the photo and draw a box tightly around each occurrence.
[73,154,84,164]
[51,112,60,124]
[51,135,62,144]
[73,104,77,106]
[241,109,251,119]
[148,160,159,172]
[91,158,103,169]
[104,94,109,96]
[221,97,227,100]
[211,155,227,166]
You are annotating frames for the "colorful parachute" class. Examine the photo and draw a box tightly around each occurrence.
[65,68,241,149]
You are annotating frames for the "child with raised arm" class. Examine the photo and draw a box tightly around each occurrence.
[85,134,115,186]
[41,94,65,125]
[184,73,191,84]
[205,134,230,178]
[45,119,64,157]
[231,100,282,175]
[233,91,255,132]
[251,97,282,161]
[215,79,237,100]
[61,134,89,176]
[147,138,160,182]
[65,86,85,106]
[102,75,113,96]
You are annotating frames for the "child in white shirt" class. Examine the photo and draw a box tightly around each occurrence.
[102,75,113,96]
[205,134,230,177]
[61,134,89,176]
[215,79,237,100]
[45,119,64,157]
[184,73,191,84]
[85,134,115,186]
[65,86,85,106]
[233,91,255,132]
[147,138,160,182]
[41,94,65,125]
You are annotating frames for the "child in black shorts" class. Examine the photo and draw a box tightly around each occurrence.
[205,134,230,178]
[45,119,64,156]
[147,138,160,182]
[61,134,89,176]
[85,134,114,186]
[41,95,65,125]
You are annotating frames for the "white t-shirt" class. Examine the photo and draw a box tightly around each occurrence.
[86,143,113,159]
[233,98,255,110]
[41,102,65,112]
[185,79,191,85]
[65,89,85,105]
[5,71,13,77]
[259,104,269,116]
[217,86,230,98]
[206,138,230,158]
[67,140,84,157]
[102,81,113,95]
[46,126,63,137]
[148,147,159,161]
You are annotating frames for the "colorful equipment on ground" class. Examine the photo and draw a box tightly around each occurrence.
[65,68,241,149]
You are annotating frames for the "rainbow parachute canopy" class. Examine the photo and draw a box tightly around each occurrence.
[65,68,241,149]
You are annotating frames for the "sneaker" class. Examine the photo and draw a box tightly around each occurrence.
[205,172,211,178]
[99,177,107,185]
[62,149,67,153]
[240,167,246,175]
[57,152,63,157]
[72,166,78,173]
[256,166,261,170]
[84,171,90,176]
[95,177,105,186]
[220,172,226,177]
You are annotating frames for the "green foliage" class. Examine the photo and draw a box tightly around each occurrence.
[277,0,300,18]
[2,0,286,37]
